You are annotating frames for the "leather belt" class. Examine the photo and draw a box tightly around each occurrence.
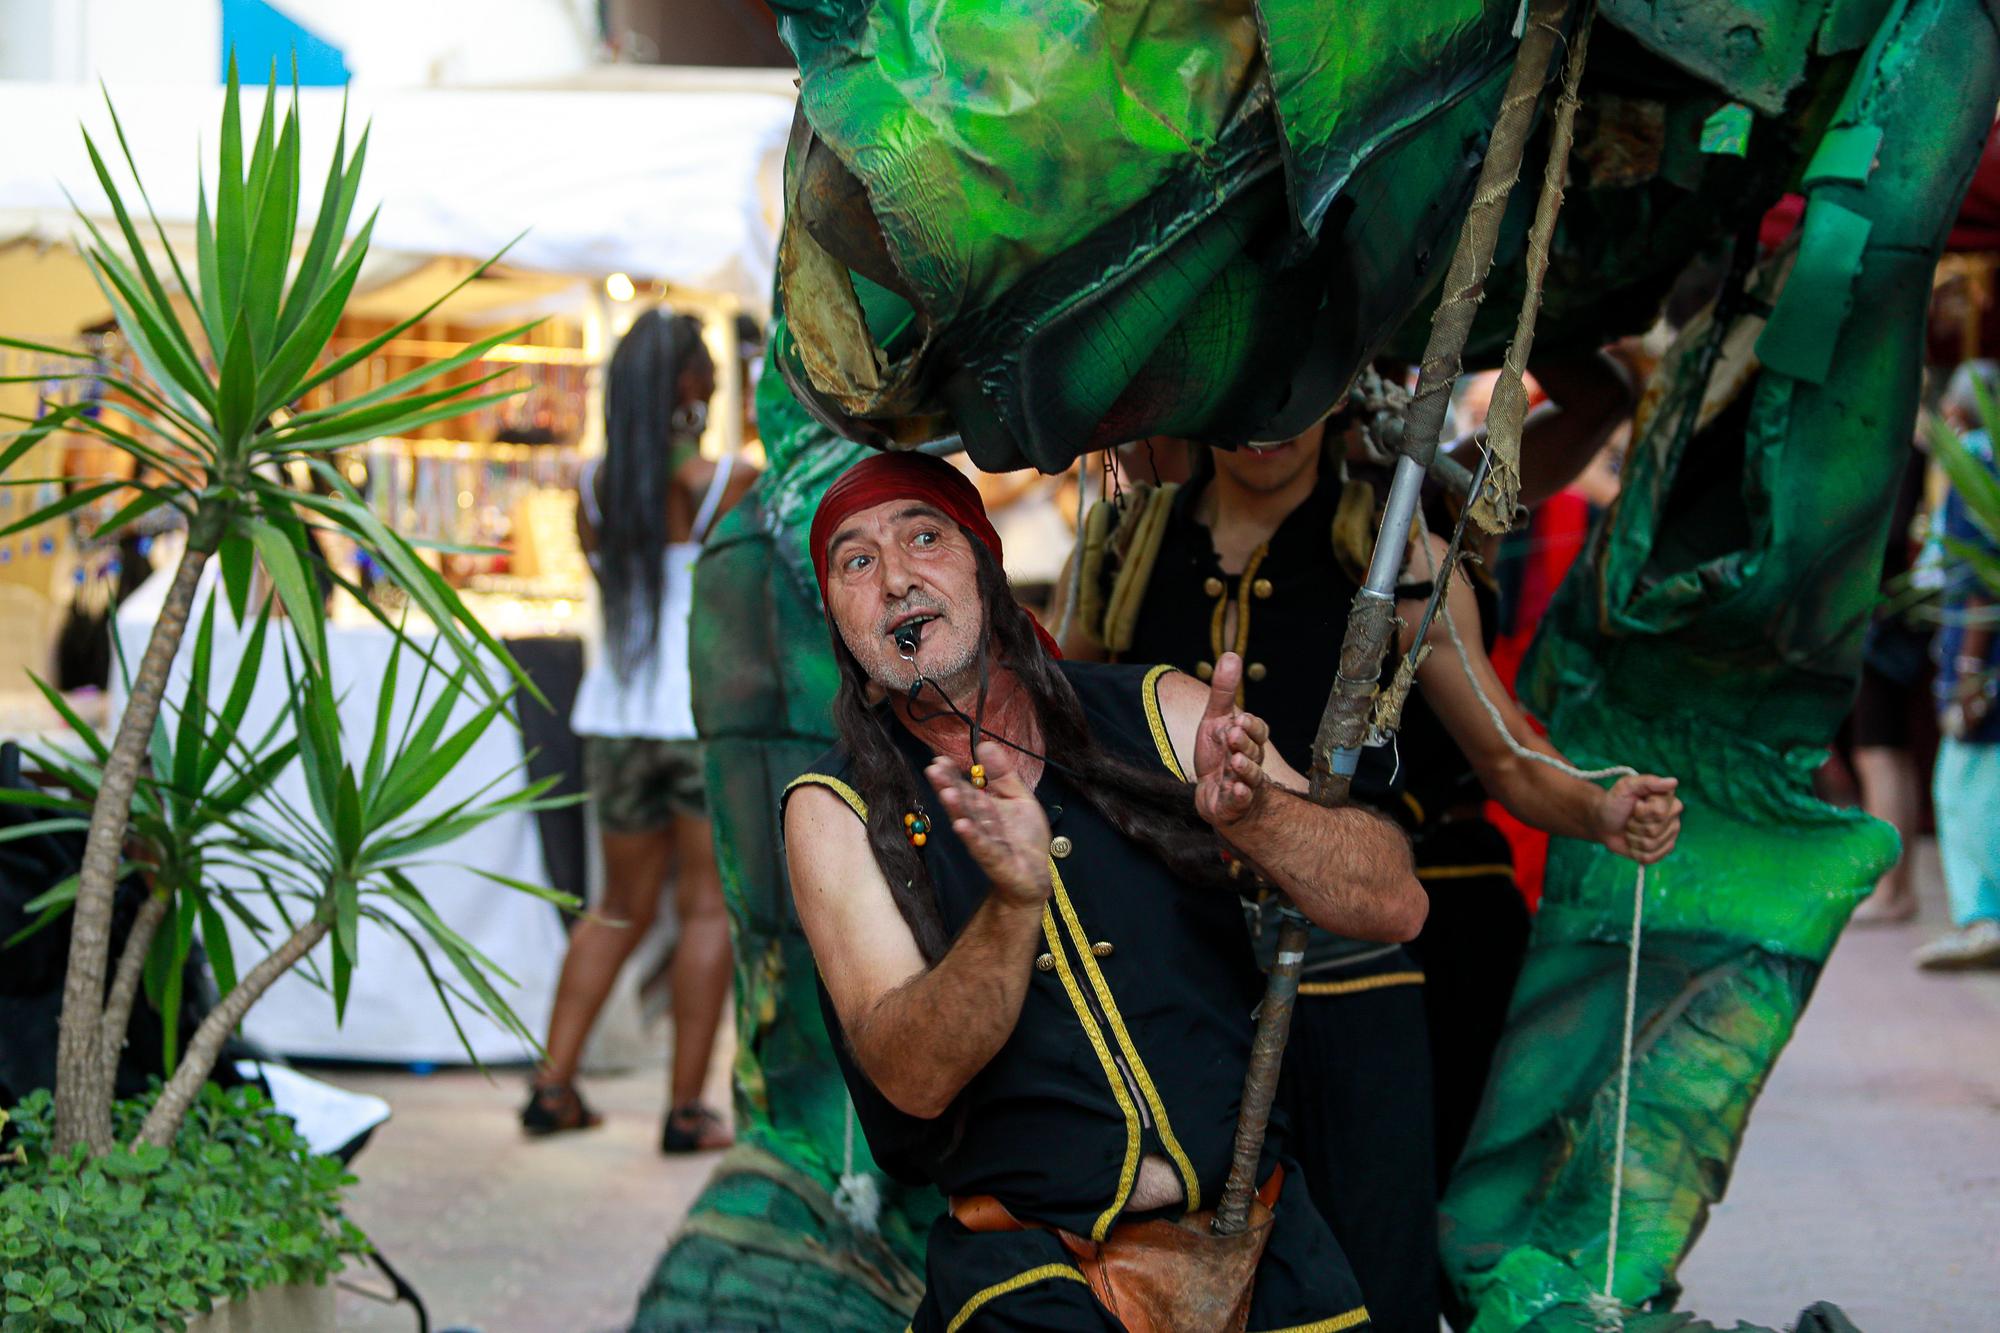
[949,1164,1284,1241]
[948,1167,1285,1333]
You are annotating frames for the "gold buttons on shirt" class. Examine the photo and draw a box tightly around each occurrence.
[1252,578,1273,599]
[1036,953,1056,972]
[1091,941,1114,959]
[1247,662,1267,682]
[1050,834,1074,859]
[1196,661,1214,681]
[1204,576,1225,597]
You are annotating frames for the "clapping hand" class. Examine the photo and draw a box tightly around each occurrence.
[1192,653,1274,830]
[927,741,1054,908]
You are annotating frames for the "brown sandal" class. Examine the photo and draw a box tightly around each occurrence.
[520,1080,603,1136]
[660,1103,732,1154]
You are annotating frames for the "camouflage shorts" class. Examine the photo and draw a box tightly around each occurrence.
[583,736,708,833]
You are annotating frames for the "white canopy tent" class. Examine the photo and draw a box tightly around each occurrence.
[0,71,795,314]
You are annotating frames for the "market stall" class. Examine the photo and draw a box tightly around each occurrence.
[2,71,796,1061]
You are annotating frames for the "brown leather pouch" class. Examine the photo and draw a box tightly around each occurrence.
[952,1169,1281,1333]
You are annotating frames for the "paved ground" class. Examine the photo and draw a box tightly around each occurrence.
[324,1027,732,1333]
[1677,838,2000,1331]
[320,840,2000,1332]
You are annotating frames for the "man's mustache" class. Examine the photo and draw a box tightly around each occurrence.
[878,597,947,637]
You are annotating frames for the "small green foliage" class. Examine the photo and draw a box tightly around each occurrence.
[0,1085,365,1332]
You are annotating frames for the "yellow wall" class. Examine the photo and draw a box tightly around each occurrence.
[0,242,116,683]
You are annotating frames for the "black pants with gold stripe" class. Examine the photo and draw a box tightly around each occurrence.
[904,1159,1370,1332]
[1405,818,1531,1182]
[1277,948,1437,1333]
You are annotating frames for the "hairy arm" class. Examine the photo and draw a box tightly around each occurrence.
[1400,536,1681,863]
[1158,662,1427,942]
[785,745,1053,1120]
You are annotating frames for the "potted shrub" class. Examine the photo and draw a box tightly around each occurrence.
[0,61,573,1329]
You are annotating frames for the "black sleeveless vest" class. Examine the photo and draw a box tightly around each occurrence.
[787,662,1276,1239]
[1120,469,1490,828]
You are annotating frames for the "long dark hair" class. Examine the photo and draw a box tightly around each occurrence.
[830,535,1232,961]
[596,309,712,677]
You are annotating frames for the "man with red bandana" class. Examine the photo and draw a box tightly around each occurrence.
[783,450,1425,1331]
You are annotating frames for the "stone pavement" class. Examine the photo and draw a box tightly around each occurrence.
[323,1027,732,1333]
[1677,838,2000,1331]
[318,841,1999,1333]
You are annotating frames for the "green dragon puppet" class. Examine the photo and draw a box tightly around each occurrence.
[637,1,1998,1328]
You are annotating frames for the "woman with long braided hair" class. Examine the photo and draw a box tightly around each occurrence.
[525,309,757,1151]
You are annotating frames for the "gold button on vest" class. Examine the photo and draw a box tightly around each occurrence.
[1196,661,1214,681]
[1252,578,1273,599]
[1050,835,1074,859]
[1091,941,1114,958]
[1035,952,1056,972]
[1203,576,1224,597]
[1247,662,1268,682]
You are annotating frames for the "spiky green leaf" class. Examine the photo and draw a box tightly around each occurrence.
[0,481,123,540]
[196,894,238,998]
[218,529,255,623]
[242,92,301,358]
[242,514,325,669]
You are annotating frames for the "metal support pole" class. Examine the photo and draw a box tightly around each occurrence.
[1213,0,1573,1236]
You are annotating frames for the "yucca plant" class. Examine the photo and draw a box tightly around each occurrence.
[3,595,572,1150]
[3,599,298,1091]
[1927,375,2000,610]
[0,60,552,1155]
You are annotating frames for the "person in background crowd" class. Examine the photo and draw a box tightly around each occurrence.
[734,312,765,451]
[1915,361,2000,971]
[524,309,757,1149]
[1843,442,1934,924]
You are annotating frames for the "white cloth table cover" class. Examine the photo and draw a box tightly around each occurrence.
[114,579,564,1063]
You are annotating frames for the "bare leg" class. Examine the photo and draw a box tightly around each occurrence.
[665,814,733,1145]
[540,827,673,1086]
[1852,744,1921,923]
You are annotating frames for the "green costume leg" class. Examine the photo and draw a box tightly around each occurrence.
[1440,2,2000,1328]
[633,369,941,1331]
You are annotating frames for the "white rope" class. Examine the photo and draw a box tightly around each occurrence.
[832,1096,882,1235]
[1414,509,1641,1327]
[1590,863,1644,1332]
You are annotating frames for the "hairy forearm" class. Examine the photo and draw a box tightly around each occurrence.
[847,894,1045,1119]
[1225,788,1425,942]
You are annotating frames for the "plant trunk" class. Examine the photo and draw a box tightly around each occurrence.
[54,513,223,1154]
[134,917,329,1149]
[99,889,172,1090]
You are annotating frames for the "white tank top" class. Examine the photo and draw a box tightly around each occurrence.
[569,451,735,741]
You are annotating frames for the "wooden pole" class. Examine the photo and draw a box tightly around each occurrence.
[1213,0,1575,1235]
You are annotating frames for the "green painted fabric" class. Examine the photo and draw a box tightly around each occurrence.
[635,365,937,1331]
[778,0,1266,326]
[1259,0,1512,233]
[646,1,2000,1328]
[768,0,1524,468]
[1444,4,1999,1323]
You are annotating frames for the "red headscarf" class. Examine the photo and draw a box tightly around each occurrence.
[808,450,1061,659]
